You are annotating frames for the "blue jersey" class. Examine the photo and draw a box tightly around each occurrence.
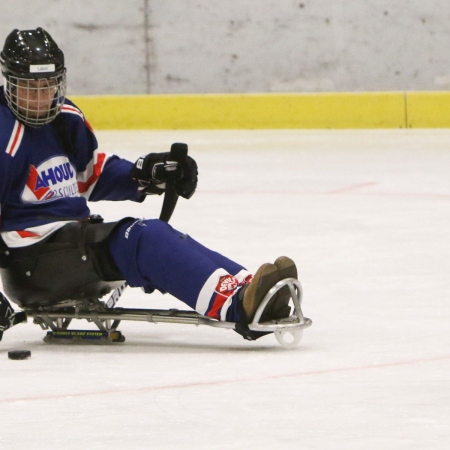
[0,86,144,247]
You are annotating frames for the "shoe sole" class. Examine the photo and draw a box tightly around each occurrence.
[268,256,298,320]
[274,256,297,280]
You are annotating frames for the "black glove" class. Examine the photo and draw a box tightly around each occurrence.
[131,150,198,199]
[0,292,26,341]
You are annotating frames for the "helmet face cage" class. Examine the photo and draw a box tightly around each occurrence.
[3,70,66,127]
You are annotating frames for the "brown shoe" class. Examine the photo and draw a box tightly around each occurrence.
[266,256,297,320]
[242,263,280,323]
[274,256,297,280]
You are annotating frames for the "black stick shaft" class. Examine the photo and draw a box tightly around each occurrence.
[159,143,188,222]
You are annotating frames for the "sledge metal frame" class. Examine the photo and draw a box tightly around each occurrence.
[26,278,312,348]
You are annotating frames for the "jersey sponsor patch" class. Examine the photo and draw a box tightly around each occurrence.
[21,156,79,203]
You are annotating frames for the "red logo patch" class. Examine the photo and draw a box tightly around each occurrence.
[217,275,238,293]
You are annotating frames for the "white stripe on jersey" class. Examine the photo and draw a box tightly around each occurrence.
[5,121,24,157]
[1,221,71,248]
[61,105,84,120]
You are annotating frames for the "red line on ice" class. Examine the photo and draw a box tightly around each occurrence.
[2,353,450,404]
[326,182,378,194]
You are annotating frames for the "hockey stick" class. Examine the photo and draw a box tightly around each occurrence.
[159,142,188,223]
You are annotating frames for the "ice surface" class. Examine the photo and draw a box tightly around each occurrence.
[1,129,449,450]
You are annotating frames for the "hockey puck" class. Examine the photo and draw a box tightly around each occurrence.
[8,350,31,360]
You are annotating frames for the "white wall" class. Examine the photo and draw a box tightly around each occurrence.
[2,0,450,95]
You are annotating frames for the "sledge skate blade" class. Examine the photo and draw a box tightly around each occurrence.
[44,329,125,345]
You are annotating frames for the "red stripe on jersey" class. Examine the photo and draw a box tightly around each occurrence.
[7,122,24,156]
[16,230,41,238]
[78,152,107,193]
[62,105,82,116]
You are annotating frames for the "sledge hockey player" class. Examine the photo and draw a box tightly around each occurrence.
[0,27,297,342]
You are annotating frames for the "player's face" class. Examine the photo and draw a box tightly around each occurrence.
[14,78,57,119]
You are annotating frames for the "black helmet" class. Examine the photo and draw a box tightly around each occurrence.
[1,27,65,78]
[1,28,66,127]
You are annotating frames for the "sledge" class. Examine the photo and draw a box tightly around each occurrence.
[3,144,312,348]
[25,275,312,349]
